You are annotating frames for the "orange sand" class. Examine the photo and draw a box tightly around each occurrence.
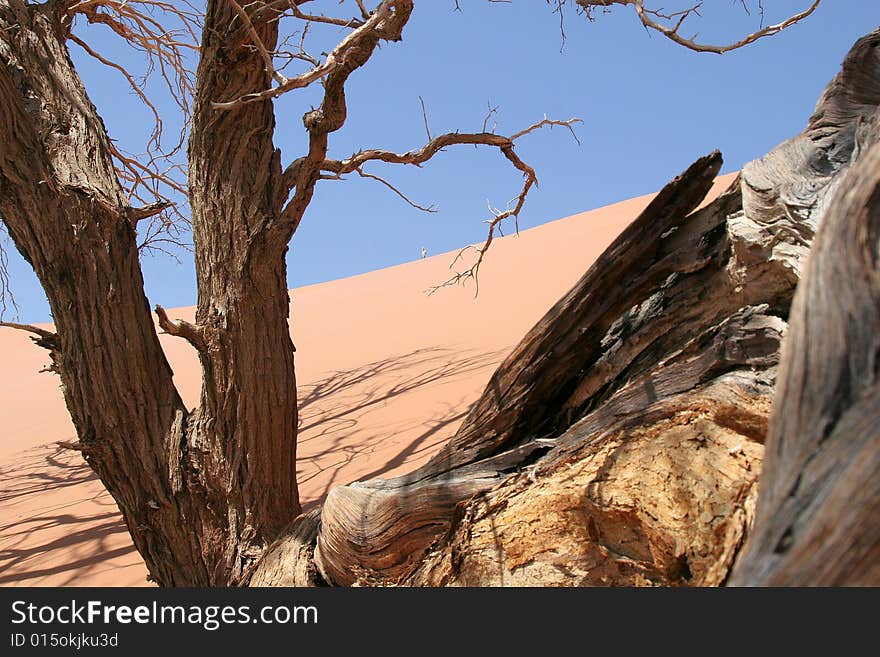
[0,174,736,586]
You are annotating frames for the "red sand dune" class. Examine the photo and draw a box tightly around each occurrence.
[0,174,735,586]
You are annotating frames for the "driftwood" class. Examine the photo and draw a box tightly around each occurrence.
[730,133,880,586]
[729,30,880,585]
[251,28,880,587]
[308,150,783,586]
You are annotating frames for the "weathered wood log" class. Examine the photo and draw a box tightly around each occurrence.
[311,151,785,585]
[311,153,743,584]
[418,29,879,588]
[406,378,769,586]
[729,135,880,586]
[258,28,880,587]
[249,509,323,587]
[412,151,728,478]
[313,439,558,586]
[727,30,880,586]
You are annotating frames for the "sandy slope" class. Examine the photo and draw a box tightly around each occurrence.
[0,174,735,586]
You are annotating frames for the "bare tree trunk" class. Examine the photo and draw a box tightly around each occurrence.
[181,0,300,581]
[0,0,298,586]
[0,0,205,585]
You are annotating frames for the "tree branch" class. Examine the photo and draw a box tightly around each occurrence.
[287,3,365,29]
[635,0,820,54]
[573,0,820,54]
[129,200,172,223]
[0,321,58,344]
[315,116,581,293]
[0,321,62,372]
[267,1,414,241]
[322,118,582,175]
[0,223,18,320]
[155,304,207,352]
[355,167,437,213]
[65,0,197,251]
[225,0,287,85]
[212,0,410,110]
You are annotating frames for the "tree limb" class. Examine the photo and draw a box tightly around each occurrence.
[212,0,409,110]
[316,116,582,293]
[574,0,821,55]
[155,304,207,352]
[0,321,59,350]
[0,321,62,373]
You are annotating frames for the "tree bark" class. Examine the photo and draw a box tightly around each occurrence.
[0,0,299,586]
[0,0,205,585]
[730,119,880,584]
[183,0,301,582]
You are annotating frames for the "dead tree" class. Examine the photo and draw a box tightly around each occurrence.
[255,27,880,587]
[0,0,824,587]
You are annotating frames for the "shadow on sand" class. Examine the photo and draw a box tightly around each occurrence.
[0,345,506,584]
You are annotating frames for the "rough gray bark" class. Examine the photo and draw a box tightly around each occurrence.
[730,131,880,585]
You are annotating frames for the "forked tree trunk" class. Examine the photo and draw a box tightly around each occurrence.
[3,0,878,588]
[0,0,298,586]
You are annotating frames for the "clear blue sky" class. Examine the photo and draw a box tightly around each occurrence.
[3,1,877,322]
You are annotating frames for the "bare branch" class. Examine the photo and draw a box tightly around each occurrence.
[287,2,366,29]
[155,304,206,352]
[129,200,172,223]
[573,0,821,54]
[0,321,62,373]
[510,115,582,145]
[57,440,94,453]
[68,33,165,150]
[274,1,415,240]
[225,0,288,85]
[356,168,437,213]
[0,222,19,320]
[418,95,433,142]
[322,117,582,175]
[0,321,57,342]
[138,210,192,258]
[65,0,198,251]
[318,116,581,295]
[354,0,372,20]
[482,102,499,133]
[212,0,410,110]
